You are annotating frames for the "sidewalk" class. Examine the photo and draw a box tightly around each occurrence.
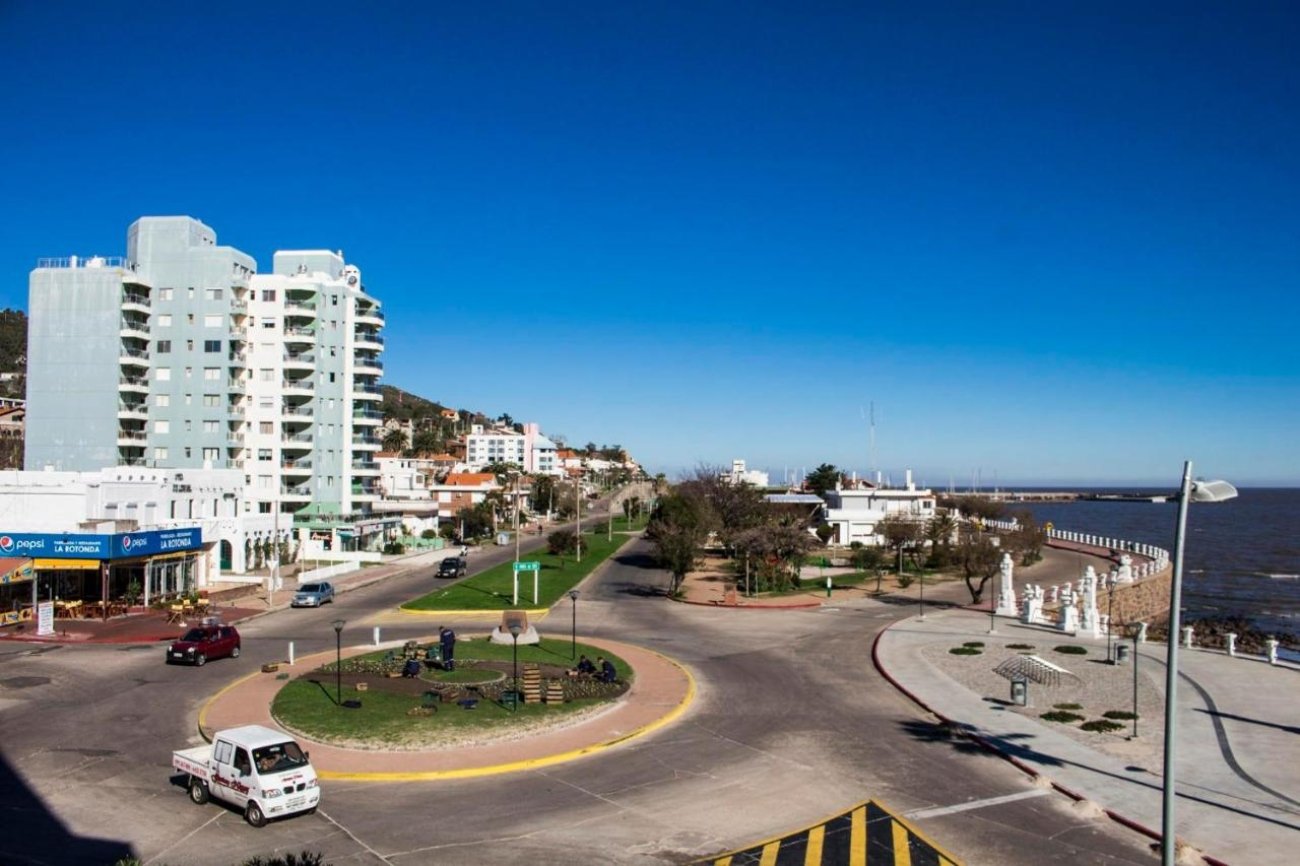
[874,608,1300,865]
[198,635,695,780]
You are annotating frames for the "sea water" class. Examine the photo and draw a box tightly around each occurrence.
[1019,488,1298,638]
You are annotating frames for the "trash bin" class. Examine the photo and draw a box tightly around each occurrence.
[1010,679,1028,706]
[1115,644,1131,665]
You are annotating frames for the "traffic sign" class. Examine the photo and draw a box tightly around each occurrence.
[513,560,540,572]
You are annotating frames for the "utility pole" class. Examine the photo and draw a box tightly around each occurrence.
[575,474,582,562]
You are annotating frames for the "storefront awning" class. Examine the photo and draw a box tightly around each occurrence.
[34,558,100,571]
[0,557,34,584]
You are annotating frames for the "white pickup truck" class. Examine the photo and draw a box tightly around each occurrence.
[173,725,320,827]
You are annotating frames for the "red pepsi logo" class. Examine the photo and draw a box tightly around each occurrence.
[0,536,13,553]
[122,536,134,551]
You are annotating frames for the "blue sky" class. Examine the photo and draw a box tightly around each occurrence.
[1,2,1296,486]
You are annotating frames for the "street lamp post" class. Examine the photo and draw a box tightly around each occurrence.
[332,619,346,706]
[575,476,582,563]
[568,590,579,659]
[513,473,521,567]
[508,623,521,712]
[1130,623,1141,740]
[1160,461,1237,866]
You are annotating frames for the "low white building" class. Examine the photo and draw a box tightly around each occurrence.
[724,459,769,487]
[0,466,279,578]
[821,470,936,547]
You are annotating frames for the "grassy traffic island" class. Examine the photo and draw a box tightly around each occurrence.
[271,637,632,750]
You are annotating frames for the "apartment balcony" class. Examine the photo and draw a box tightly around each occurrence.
[119,318,151,341]
[228,350,247,368]
[118,455,148,467]
[283,352,315,371]
[281,405,314,423]
[284,327,316,345]
[351,483,379,498]
[281,484,313,501]
[353,356,383,375]
[352,384,382,402]
[121,291,151,314]
[227,403,246,418]
[226,431,245,448]
[284,300,317,319]
[355,306,385,326]
[229,298,248,313]
[116,429,148,447]
[282,459,312,476]
[117,402,148,421]
[352,409,381,426]
[353,330,384,350]
[227,377,247,392]
[228,324,248,342]
[351,435,381,451]
[282,432,314,451]
[118,375,149,394]
[118,347,149,368]
[282,378,315,398]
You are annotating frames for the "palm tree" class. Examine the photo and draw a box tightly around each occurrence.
[382,428,408,453]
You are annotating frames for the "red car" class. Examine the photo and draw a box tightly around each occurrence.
[167,625,241,666]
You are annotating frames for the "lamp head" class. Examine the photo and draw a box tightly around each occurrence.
[508,623,521,638]
[1190,479,1238,503]
[332,619,345,635]
[568,590,579,601]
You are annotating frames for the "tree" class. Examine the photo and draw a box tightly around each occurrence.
[381,428,408,453]
[483,462,522,486]
[410,430,441,454]
[924,510,958,568]
[646,492,710,595]
[456,504,493,540]
[878,515,924,571]
[547,529,579,556]
[804,463,843,498]
[955,523,1002,603]
[945,495,1007,522]
[531,474,557,515]
[1004,509,1047,566]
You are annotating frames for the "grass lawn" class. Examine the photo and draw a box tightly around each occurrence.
[403,530,632,611]
[272,639,631,744]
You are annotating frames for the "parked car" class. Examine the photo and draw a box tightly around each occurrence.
[167,624,241,666]
[437,557,467,578]
[291,582,335,607]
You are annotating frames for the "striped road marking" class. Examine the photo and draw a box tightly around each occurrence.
[904,789,1050,820]
[697,800,961,866]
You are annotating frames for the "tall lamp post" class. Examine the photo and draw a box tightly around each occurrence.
[1129,622,1141,740]
[568,590,579,659]
[575,476,582,563]
[508,623,521,712]
[1160,461,1236,866]
[332,619,346,706]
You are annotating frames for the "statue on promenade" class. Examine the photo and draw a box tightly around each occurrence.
[1117,554,1134,583]
[996,553,1018,617]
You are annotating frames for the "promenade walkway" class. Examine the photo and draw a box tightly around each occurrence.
[875,608,1300,865]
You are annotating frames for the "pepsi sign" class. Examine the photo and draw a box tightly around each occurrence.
[0,528,202,560]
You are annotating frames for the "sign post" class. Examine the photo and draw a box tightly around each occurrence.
[513,560,540,605]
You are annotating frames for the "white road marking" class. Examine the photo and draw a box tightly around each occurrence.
[904,788,1051,819]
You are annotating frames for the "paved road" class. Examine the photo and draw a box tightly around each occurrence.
[0,538,1157,865]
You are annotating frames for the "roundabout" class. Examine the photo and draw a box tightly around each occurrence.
[198,634,696,780]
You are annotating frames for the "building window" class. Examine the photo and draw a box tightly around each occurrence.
[258,475,273,488]
[204,340,221,353]
[185,367,193,379]
[184,447,192,458]
[155,394,170,407]
[205,288,223,301]
[156,339,171,353]
[156,315,172,327]
[203,394,219,407]
[186,339,194,351]
[154,447,168,461]
[202,448,218,461]
[187,288,195,299]
[156,368,171,381]
[203,314,222,328]
[159,288,173,301]
[259,368,274,382]
[186,314,194,324]
[154,420,170,434]
[260,421,273,434]
[184,420,192,432]
[204,367,220,381]
[261,289,276,302]
[258,449,272,461]
[261,317,276,329]
[184,393,192,405]
[202,420,217,433]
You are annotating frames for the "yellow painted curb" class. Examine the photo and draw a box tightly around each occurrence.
[196,669,264,742]
[395,606,551,618]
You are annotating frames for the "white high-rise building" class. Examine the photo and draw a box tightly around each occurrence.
[24,217,385,527]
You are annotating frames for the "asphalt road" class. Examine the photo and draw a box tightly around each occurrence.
[0,533,1158,865]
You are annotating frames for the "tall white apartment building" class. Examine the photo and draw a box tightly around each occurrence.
[24,217,385,526]
[465,422,559,475]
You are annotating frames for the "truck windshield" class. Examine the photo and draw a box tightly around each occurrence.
[252,741,309,774]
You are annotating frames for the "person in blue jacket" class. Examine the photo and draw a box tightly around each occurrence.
[439,626,456,671]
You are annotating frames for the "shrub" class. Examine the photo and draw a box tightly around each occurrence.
[1102,710,1138,720]
[421,529,438,539]
[383,541,405,555]
[949,646,982,655]
[1053,702,1083,710]
[547,528,579,556]
[1005,643,1034,650]
[962,641,985,648]
[1081,719,1124,733]
[1054,645,1088,655]
[1040,710,1084,723]
[896,573,915,589]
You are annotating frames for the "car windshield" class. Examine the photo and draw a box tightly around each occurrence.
[251,741,309,774]
[180,628,207,642]
[300,584,323,593]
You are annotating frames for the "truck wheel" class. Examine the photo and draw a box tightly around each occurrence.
[231,645,241,658]
[245,801,266,828]
[188,778,209,805]
[195,654,207,667]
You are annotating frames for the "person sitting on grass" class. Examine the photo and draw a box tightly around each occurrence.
[402,657,422,678]
[598,657,617,683]
[569,654,596,677]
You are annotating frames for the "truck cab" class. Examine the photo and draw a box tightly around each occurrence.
[174,725,319,827]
